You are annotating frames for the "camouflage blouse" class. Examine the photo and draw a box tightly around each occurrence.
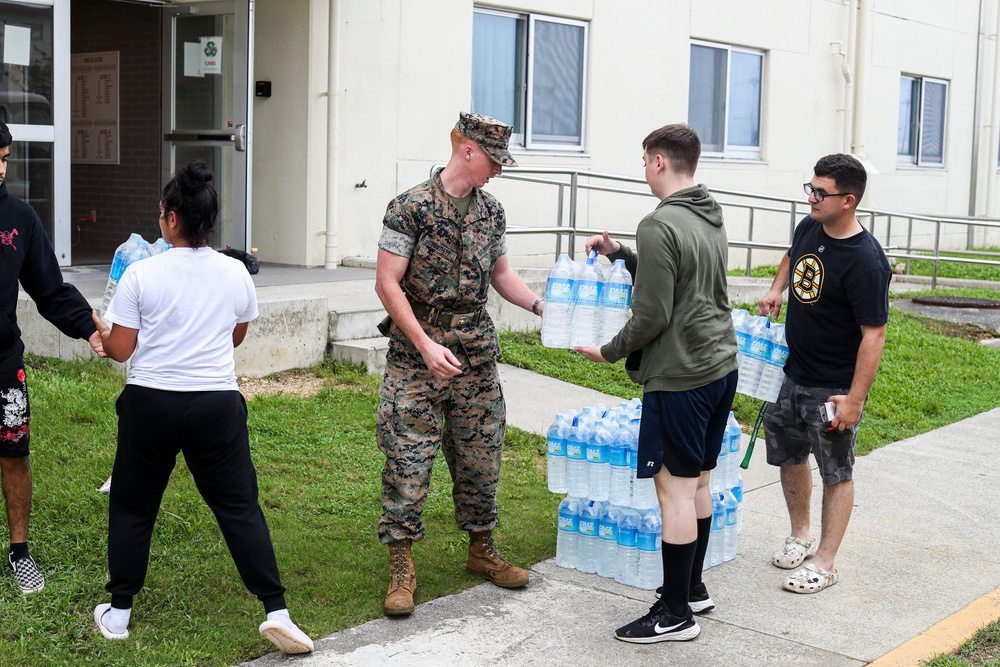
[378,172,507,366]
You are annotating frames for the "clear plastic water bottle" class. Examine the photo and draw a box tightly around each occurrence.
[577,499,601,574]
[569,250,604,348]
[566,415,591,498]
[541,254,578,348]
[758,323,788,402]
[598,258,632,344]
[626,418,640,508]
[636,508,663,590]
[148,237,171,256]
[733,310,753,394]
[608,416,631,505]
[586,419,612,501]
[723,490,738,562]
[615,507,641,587]
[100,233,143,316]
[746,315,773,399]
[597,503,621,578]
[546,414,569,494]
[727,412,742,488]
[713,440,729,494]
[709,492,725,567]
[556,496,582,569]
[733,474,744,533]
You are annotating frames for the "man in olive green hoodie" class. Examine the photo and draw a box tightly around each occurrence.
[577,123,738,644]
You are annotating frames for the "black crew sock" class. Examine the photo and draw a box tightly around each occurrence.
[690,517,712,589]
[661,540,697,618]
[9,542,29,561]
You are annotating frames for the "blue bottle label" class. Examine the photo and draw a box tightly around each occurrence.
[725,506,737,527]
[576,279,602,304]
[546,277,574,302]
[566,443,584,460]
[734,330,751,353]
[578,519,597,537]
[636,530,659,551]
[732,484,744,503]
[598,521,618,541]
[559,514,580,532]
[586,443,609,463]
[618,526,637,548]
[547,437,566,456]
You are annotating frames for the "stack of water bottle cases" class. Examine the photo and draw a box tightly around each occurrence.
[540,251,632,349]
[550,402,744,590]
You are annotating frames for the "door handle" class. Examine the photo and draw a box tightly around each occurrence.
[235,124,248,152]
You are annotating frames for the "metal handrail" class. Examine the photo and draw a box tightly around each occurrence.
[430,164,1000,289]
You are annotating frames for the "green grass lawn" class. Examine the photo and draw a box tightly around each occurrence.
[1,357,554,667]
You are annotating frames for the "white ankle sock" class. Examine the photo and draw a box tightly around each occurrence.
[102,606,131,634]
[266,609,295,630]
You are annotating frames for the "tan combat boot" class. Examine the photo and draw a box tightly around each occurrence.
[466,530,529,589]
[384,540,416,616]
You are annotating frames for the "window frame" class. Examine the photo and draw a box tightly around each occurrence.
[688,39,764,161]
[472,7,588,153]
[898,74,948,168]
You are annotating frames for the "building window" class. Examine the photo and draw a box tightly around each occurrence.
[472,8,587,151]
[687,41,763,159]
[898,75,947,166]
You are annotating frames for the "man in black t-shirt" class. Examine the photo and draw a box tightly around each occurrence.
[758,154,891,595]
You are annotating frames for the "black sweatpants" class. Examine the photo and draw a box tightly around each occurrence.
[106,384,286,613]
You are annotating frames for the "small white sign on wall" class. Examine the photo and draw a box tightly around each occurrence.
[199,36,223,75]
[3,24,31,67]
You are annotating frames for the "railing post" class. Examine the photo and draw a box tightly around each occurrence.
[868,211,876,238]
[906,217,913,275]
[556,184,565,261]
[932,220,941,289]
[886,214,892,250]
[568,172,579,260]
[789,202,797,242]
[746,208,755,276]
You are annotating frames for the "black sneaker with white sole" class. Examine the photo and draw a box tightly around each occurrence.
[614,600,701,644]
[9,553,44,594]
[654,582,716,614]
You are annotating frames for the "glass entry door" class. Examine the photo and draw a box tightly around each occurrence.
[162,0,253,250]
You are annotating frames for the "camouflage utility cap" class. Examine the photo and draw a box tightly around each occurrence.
[455,112,518,167]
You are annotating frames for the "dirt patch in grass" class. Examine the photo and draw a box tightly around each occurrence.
[914,317,999,342]
[239,369,326,400]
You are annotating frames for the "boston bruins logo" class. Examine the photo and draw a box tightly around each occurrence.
[792,254,823,303]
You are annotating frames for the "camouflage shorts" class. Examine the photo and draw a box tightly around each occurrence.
[762,377,859,485]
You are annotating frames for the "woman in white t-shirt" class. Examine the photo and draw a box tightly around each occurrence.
[90,161,313,655]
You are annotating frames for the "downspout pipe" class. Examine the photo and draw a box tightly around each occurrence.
[985,0,1000,219]
[842,0,859,154]
[851,0,872,165]
[969,0,988,225]
[325,0,342,269]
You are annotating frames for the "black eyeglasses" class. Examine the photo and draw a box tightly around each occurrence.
[803,183,851,202]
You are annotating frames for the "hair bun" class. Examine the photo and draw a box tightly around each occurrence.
[181,160,214,185]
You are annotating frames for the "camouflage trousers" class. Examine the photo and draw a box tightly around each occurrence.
[376,335,505,544]
[762,376,859,485]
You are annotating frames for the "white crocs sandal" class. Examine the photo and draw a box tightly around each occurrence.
[782,562,839,594]
[772,536,818,569]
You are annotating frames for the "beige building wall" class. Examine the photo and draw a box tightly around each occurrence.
[246,0,1000,268]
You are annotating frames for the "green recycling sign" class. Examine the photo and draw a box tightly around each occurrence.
[199,36,222,75]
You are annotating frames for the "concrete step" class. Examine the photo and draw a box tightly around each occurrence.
[329,337,389,375]
[329,306,387,341]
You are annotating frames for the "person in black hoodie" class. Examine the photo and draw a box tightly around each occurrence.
[0,121,105,593]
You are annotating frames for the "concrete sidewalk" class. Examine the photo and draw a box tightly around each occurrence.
[241,364,1000,667]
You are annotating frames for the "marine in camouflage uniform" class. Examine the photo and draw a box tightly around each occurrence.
[374,112,544,617]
